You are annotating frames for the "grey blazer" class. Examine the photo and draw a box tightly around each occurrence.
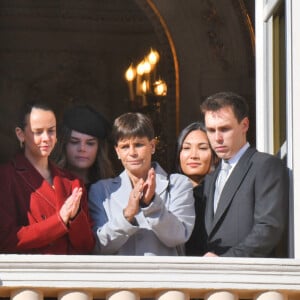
[204,147,289,257]
[89,162,195,256]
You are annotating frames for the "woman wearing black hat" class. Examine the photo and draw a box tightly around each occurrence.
[52,104,114,189]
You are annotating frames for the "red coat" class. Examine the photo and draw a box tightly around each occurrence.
[0,153,95,254]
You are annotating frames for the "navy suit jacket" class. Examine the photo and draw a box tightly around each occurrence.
[203,147,289,257]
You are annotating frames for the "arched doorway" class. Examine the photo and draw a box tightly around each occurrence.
[0,0,176,171]
[0,0,255,173]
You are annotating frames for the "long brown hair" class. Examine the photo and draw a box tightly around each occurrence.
[52,125,114,183]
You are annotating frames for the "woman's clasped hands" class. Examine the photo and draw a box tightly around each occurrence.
[123,168,156,223]
[59,187,82,225]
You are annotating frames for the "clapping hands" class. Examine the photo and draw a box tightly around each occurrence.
[123,168,156,223]
[59,187,82,225]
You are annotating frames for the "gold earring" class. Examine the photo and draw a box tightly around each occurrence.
[20,140,24,148]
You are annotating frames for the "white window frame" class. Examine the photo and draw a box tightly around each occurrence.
[256,0,300,257]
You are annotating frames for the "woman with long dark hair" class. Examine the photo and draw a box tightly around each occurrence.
[176,122,218,255]
[0,101,95,254]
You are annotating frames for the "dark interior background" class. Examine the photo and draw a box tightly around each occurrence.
[0,0,255,172]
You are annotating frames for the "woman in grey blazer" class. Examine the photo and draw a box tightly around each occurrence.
[89,112,195,255]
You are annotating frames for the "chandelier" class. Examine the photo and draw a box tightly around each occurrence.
[124,49,168,168]
[125,48,167,108]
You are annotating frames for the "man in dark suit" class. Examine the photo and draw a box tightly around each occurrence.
[200,91,289,257]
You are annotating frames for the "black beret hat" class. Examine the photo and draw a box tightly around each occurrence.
[63,104,111,139]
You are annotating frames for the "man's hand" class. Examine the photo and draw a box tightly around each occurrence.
[203,252,219,257]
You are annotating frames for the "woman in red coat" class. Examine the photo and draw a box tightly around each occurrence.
[0,102,95,254]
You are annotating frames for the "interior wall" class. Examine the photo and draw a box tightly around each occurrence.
[0,0,168,168]
[0,0,255,172]
[150,0,255,135]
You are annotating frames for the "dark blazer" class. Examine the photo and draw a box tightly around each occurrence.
[203,147,289,257]
[0,153,95,254]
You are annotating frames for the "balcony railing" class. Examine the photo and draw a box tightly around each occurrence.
[1,255,300,300]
